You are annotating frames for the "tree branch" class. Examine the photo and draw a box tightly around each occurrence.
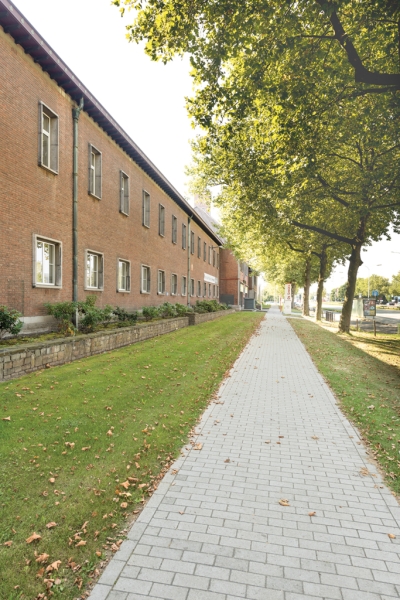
[291,220,354,244]
[316,174,350,207]
[327,152,362,169]
[370,202,400,211]
[286,241,306,254]
[315,0,400,88]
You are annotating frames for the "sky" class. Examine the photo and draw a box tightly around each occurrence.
[11,0,400,292]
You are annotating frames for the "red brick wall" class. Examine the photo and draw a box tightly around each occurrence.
[219,249,239,305]
[0,28,219,317]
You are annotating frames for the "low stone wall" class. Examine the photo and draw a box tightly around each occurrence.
[188,308,236,326]
[0,317,189,382]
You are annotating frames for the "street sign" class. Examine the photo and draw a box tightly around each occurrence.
[371,290,379,297]
[363,298,376,317]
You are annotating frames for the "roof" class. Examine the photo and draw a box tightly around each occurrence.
[0,0,222,246]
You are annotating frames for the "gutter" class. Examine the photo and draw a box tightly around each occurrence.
[72,98,84,318]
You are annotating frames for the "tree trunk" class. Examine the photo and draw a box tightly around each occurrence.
[291,282,297,309]
[316,247,327,321]
[339,242,363,333]
[303,258,311,316]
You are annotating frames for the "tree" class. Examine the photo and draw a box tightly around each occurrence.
[389,271,400,296]
[117,0,400,332]
[355,275,390,297]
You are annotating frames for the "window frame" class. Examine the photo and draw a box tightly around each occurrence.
[203,282,207,298]
[172,215,177,244]
[141,264,151,294]
[171,273,178,296]
[181,276,187,296]
[197,237,201,259]
[33,234,62,289]
[197,280,202,297]
[38,102,59,174]
[203,242,207,262]
[117,258,131,293]
[190,231,195,255]
[182,223,187,250]
[84,249,104,291]
[88,144,102,199]
[120,171,130,216]
[142,190,150,228]
[190,278,195,297]
[157,269,166,295]
[159,204,165,237]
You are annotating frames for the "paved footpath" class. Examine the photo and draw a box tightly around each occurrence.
[90,306,400,600]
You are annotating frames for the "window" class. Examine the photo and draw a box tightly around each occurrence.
[118,259,130,292]
[141,265,151,293]
[213,284,216,297]
[190,231,195,255]
[172,216,177,244]
[142,191,150,227]
[217,253,220,269]
[216,285,219,297]
[198,237,201,258]
[213,250,216,267]
[34,236,62,287]
[85,250,104,290]
[158,270,166,294]
[190,278,195,297]
[120,171,129,215]
[171,273,178,295]
[209,283,212,297]
[203,282,207,297]
[209,246,212,264]
[39,103,58,173]
[181,276,187,296]
[159,204,165,236]
[203,242,207,262]
[88,145,102,198]
[182,224,187,249]
[197,281,201,297]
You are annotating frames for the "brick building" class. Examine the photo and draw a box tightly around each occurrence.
[0,1,222,333]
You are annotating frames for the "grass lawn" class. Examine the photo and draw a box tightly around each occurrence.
[290,319,400,494]
[0,312,263,600]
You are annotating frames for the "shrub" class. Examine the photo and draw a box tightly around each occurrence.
[44,301,77,336]
[77,297,109,333]
[194,300,221,313]
[142,306,160,321]
[114,306,138,325]
[174,303,192,316]
[0,305,23,339]
[158,302,177,319]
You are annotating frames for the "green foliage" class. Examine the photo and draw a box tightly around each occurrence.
[114,306,138,325]
[142,306,160,321]
[194,300,224,313]
[0,306,23,339]
[356,275,390,298]
[158,302,177,319]
[389,271,400,297]
[174,302,192,316]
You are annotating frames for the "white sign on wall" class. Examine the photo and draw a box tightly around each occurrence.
[283,283,292,315]
[204,273,218,284]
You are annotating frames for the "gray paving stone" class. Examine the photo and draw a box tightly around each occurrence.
[89,308,400,600]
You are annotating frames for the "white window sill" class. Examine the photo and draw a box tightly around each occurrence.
[157,292,166,295]
[33,283,62,289]
[117,289,131,293]
[119,210,129,216]
[39,163,58,176]
[84,286,103,292]
[88,192,102,200]
[140,290,150,294]
[142,224,150,229]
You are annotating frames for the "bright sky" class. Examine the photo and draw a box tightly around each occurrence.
[11,0,400,290]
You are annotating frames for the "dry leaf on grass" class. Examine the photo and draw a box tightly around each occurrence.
[26,533,41,543]
[4,541,12,547]
[279,499,290,507]
[36,553,49,564]
[46,522,57,529]
[2,416,11,421]
[120,502,128,509]
[49,478,55,484]
[75,540,86,547]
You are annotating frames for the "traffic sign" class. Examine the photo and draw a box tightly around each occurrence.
[371,290,379,297]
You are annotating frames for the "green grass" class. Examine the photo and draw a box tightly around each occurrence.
[0,312,263,600]
[290,319,400,494]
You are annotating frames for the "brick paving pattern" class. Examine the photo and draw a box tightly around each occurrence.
[90,306,400,599]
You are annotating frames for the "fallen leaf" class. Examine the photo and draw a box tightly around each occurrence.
[46,522,57,529]
[388,533,396,539]
[82,446,91,451]
[278,435,284,438]
[194,443,203,450]
[54,578,61,585]
[120,502,128,509]
[279,499,290,507]
[106,430,113,437]
[49,478,55,484]
[309,511,316,516]
[36,553,49,564]
[4,541,12,547]
[224,458,231,463]
[120,481,130,490]
[265,440,271,444]
[26,533,41,544]
[2,416,11,421]
[311,436,319,440]
[75,540,86,547]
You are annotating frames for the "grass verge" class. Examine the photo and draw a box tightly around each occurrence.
[0,312,263,600]
[290,319,400,494]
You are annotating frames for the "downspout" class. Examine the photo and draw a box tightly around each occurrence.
[187,215,192,308]
[72,98,84,324]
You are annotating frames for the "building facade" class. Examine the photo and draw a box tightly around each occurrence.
[0,1,221,333]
